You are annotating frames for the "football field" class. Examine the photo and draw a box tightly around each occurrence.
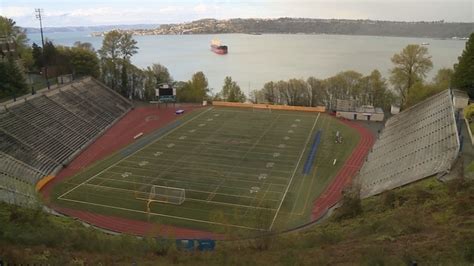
[54,107,358,233]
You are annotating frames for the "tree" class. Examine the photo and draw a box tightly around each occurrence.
[261,81,279,104]
[0,16,29,68]
[390,44,433,107]
[307,77,327,107]
[248,89,262,104]
[31,43,43,70]
[73,41,94,51]
[452,33,474,98]
[42,41,58,67]
[220,76,246,102]
[189,71,209,102]
[464,104,474,121]
[148,64,172,84]
[98,30,138,96]
[403,68,453,108]
[177,71,209,102]
[365,70,393,110]
[432,68,453,91]
[68,47,100,78]
[0,59,28,100]
[405,82,442,108]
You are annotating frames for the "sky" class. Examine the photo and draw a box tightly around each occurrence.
[1,0,473,28]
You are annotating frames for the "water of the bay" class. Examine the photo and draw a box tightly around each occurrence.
[28,31,465,94]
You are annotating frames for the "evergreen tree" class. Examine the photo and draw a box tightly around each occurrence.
[0,59,28,100]
[31,43,43,70]
[452,33,474,98]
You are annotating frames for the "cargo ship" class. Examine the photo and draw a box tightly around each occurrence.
[211,39,228,55]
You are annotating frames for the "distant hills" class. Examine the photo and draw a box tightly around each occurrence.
[24,24,159,34]
[93,18,473,39]
[24,18,473,39]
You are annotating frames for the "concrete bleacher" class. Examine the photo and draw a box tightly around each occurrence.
[0,77,132,201]
[358,90,460,198]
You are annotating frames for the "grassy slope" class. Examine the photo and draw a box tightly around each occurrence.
[2,176,474,265]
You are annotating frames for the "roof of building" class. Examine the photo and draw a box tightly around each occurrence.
[336,99,383,114]
[452,89,469,99]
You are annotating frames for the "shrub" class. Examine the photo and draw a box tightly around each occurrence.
[335,191,363,220]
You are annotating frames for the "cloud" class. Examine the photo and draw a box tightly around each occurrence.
[1,0,472,27]
[0,6,32,17]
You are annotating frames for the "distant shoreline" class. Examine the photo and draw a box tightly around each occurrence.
[88,18,473,39]
[23,18,473,39]
[87,32,469,41]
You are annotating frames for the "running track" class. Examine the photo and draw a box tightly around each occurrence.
[41,108,374,239]
[311,119,375,221]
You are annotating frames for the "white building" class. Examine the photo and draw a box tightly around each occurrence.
[335,99,384,121]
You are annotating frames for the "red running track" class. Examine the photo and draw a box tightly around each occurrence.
[41,107,373,238]
[40,104,220,239]
[311,119,375,221]
[41,104,200,200]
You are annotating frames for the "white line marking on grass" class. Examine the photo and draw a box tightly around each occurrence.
[153,151,163,157]
[179,136,187,140]
[138,161,149,166]
[58,107,214,200]
[205,114,282,202]
[269,112,320,231]
[199,123,206,127]
[266,162,275,168]
[288,130,294,133]
[83,178,284,203]
[189,129,196,133]
[121,172,131,178]
[58,197,265,231]
[258,173,268,180]
[114,163,294,181]
[107,169,288,189]
[167,143,175,148]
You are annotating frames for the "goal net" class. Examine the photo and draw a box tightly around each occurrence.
[136,185,185,205]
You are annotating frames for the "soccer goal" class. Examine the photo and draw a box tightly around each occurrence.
[136,185,186,205]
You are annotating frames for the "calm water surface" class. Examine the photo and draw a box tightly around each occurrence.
[29,32,465,94]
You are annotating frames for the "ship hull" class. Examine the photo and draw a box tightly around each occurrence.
[211,44,228,55]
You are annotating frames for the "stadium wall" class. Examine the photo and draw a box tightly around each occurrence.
[212,101,326,112]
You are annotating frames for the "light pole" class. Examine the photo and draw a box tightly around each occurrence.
[35,8,50,90]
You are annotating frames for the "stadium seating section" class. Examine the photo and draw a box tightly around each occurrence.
[0,77,132,203]
[358,90,460,198]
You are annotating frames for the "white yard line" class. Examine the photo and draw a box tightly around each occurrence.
[84,177,283,202]
[58,197,265,231]
[105,169,288,189]
[58,107,214,200]
[268,112,320,231]
[206,114,282,202]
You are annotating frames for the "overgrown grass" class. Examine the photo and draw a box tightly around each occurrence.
[2,176,474,264]
[468,160,474,173]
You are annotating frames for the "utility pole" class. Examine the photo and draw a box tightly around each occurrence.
[35,8,50,90]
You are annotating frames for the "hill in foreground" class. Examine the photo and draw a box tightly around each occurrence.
[1,175,473,265]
